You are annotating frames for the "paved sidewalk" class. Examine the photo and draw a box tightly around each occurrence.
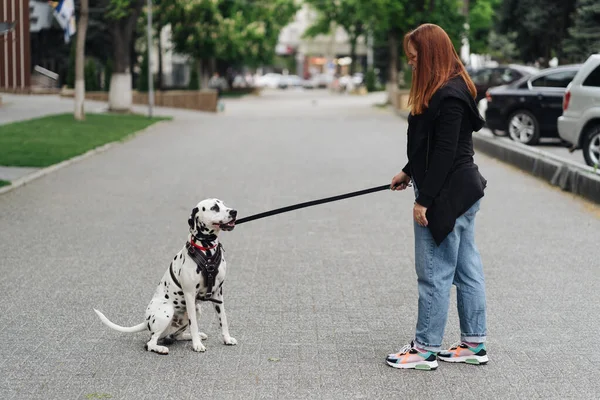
[0,90,598,399]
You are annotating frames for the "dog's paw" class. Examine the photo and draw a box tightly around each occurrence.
[223,336,238,346]
[199,332,208,340]
[192,341,207,352]
[145,344,169,355]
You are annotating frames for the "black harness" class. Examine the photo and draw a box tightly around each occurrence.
[169,238,224,304]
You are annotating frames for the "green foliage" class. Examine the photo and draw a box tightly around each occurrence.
[303,0,365,41]
[497,0,576,63]
[106,0,140,21]
[85,59,99,91]
[563,0,600,62]
[488,31,518,63]
[104,59,113,91]
[165,0,298,67]
[468,0,502,55]
[365,68,377,92]
[138,49,149,92]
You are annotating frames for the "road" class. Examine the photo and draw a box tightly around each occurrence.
[0,89,598,399]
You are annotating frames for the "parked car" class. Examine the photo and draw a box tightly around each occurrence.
[484,65,581,145]
[278,74,303,89]
[469,65,539,103]
[254,73,282,89]
[303,73,333,89]
[558,54,600,167]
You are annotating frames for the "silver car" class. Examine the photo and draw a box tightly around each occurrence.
[558,54,600,166]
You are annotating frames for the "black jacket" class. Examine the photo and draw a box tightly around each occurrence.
[402,76,487,245]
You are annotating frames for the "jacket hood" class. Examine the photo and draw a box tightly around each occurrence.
[428,76,485,132]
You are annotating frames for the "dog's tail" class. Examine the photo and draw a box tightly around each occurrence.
[94,309,147,333]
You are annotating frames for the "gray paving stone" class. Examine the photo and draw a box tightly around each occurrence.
[0,90,598,399]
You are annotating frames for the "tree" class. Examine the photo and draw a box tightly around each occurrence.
[303,0,366,75]
[337,0,465,88]
[497,0,576,65]
[104,0,145,111]
[467,0,501,55]
[563,0,600,62]
[75,0,89,121]
[487,30,518,63]
[165,0,298,88]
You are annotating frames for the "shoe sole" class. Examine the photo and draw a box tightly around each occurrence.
[438,354,489,365]
[386,360,438,370]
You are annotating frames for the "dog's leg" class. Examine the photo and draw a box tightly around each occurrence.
[144,303,174,355]
[173,305,207,341]
[184,293,206,352]
[213,289,237,345]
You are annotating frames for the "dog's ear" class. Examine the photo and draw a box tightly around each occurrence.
[188,207,199,228]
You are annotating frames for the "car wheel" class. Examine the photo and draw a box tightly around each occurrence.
[582,124,600,167]
[507,110,540,145]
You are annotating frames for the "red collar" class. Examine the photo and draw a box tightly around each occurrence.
[189,239,218,252]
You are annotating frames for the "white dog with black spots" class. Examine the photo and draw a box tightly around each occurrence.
[94,198,238,354]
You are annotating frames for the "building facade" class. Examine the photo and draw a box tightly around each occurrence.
[276,3,368,78]
[0,0,31,91]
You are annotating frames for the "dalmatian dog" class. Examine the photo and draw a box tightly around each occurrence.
[94,198,238,354]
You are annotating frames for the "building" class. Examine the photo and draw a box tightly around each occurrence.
[0,0,32,91]
[276,3,368,78]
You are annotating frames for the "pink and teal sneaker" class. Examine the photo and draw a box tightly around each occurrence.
[437,342,488,365]
[386,341,438,370]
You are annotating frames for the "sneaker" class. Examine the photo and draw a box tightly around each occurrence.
[437,342,488,365]
[386,341,438,370]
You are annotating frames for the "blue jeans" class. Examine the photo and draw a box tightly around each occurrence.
[413,189,487,352]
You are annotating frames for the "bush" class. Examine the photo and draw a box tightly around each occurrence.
[188,62,200,90]
[85,59,99,91]
[365,68,377,92]
[138,49,149,92]
[104,59,113,92]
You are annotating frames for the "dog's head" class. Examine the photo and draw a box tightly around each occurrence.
[188,199,237,236]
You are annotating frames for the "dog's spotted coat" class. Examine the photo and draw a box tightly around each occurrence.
[94,199,237,354]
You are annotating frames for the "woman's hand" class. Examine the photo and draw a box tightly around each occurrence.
[413,203,428,227]
[391,171,412,191]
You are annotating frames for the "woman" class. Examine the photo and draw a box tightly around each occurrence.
[386,23,489,371]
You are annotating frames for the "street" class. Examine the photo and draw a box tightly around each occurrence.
[0,89,599,399]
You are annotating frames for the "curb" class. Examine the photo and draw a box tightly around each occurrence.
[393,107,600,205]
[0,120,169,196]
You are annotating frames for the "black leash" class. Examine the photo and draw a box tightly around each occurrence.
[235,184,391,225]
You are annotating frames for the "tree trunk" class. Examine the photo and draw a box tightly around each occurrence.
[199,59,210,90]
[108,0,144,112]
[349,37,357,75]
[157,26,163,90]
[74,0,89,121]
[388,29,398,88]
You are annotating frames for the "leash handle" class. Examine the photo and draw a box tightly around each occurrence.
[235,184,391,225]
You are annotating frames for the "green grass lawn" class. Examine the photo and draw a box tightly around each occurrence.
[0,113,170,167]
[0,179,10,187]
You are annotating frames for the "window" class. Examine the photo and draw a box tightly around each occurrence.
[489,69,505,86]
[583,65,600,87]
[531,70,578,88]
[471,68,491,85]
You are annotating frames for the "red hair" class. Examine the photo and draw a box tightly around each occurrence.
[404,23,476,115]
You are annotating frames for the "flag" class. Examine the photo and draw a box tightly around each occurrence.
[50,0,76,43]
